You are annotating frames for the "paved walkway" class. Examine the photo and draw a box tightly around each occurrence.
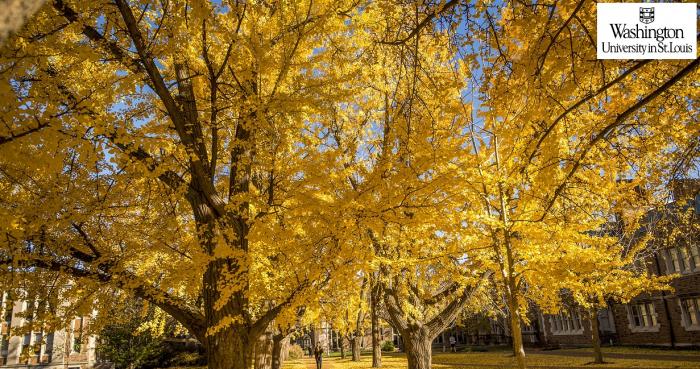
[304,358,335,369]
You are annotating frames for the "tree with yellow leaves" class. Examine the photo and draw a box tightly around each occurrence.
[0,0,369,367]
[309,3,494,368]
[321,274,368,362]
[532,194,677,365]
[455,1,698,368]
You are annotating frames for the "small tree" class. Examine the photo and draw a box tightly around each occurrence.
[563,198,695,364]
[97,303,179,369]
[322,275,369,362]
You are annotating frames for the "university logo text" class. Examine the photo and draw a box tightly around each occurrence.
[597,3,697,59]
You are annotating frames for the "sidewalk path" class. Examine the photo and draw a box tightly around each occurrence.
[304,358,336,369]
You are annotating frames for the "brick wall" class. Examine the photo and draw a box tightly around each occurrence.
[586,271,700,347]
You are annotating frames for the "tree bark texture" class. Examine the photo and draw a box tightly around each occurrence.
[589,308,604,364]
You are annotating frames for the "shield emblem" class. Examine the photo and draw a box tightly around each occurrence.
[639,7,654,24]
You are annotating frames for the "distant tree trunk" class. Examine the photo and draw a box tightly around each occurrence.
[378,270,492,369]
[340,336,346,359]
[351,334,362,361]
[371,280,382,368]
[588,308,604,364]
[507,295,526,369]
[403,327,432,369]
[441,331,446,352]
[281,336,289,362]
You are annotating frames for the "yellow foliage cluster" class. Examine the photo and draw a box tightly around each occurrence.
[0,0,696,367]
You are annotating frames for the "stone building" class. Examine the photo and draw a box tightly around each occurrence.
[0,292,99,369]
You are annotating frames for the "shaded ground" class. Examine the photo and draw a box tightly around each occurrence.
[533,349,700,362]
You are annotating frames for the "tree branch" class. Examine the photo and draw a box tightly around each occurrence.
[524,59,652,170]
[0,122,50,146]
[426,271,492,337]
[533,0,586,77]
[379,0,460,45]
[1,253,206,340]
[538,57,699,220]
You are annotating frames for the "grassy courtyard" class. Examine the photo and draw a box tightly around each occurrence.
[281,350,700,369]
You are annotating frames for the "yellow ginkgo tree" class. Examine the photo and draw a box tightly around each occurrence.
[456,1,698,369]
[0,0,370,367]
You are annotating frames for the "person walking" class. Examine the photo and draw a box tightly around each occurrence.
[449,335,457,352]
[314,343,324,369]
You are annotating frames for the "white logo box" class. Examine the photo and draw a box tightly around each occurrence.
[597,2,697,59]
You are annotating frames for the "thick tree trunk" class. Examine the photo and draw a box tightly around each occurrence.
[203,250,255,369]
[351,334,362,361]
[404,328,432,369]
[508,298,526,369]
[0,0,47,46]
[254,331,273,369]
[371,294,382,367]
[589,309,604,364]
[207,328,254,369]
[380,272,491,369]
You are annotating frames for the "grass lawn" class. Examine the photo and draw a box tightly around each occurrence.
[281,349,700,369]
[563,346,700,356]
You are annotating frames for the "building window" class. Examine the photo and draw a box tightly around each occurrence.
[490,320,503,335]
[2,299,11,325]
[72,317,83,353]
[549,310,584,335]
[665,248,682,273]
[0,335,8,363]
[626,302,659,332]
[597,309,616,333]
[690,246,700,270]
[679,297,700,331]
[44,332,53,356]
[663,245,700,274]
[33,332,42,357]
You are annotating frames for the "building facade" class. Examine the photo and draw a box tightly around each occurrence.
[609,240,700,347]
[0,292,99,369]
[536,180,700,348]
[535,249,700,348]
